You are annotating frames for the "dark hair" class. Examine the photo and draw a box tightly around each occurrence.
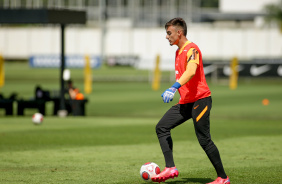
[165,17,187,36]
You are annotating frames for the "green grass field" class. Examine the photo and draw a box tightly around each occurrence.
[0,62,282,183]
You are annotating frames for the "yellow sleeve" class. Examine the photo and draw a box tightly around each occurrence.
[186,48,199,65]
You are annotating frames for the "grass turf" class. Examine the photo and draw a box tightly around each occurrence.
[0,117,281,183]
[0,62,282,183]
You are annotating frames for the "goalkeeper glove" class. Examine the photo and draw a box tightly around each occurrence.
[161,82,181,103]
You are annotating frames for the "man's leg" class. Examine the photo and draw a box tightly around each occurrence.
[153,104,191,182]
[192,97,228,179]
[155,104,187,167]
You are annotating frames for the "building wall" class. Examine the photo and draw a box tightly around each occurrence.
[219,0,280,13]
[0,26,281,61]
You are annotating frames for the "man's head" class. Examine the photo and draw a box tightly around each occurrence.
[165,18,187,46]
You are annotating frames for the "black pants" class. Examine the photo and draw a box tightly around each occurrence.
[156,96,215,151]
[156,96,227,177]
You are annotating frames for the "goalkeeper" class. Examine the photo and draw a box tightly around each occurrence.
[151,18,230,184]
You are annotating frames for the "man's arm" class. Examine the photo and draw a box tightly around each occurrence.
[177,62,197,86]
[178,48,199,86]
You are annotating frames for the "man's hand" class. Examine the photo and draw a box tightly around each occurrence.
[162,87,177,103]
[161,82,181,103]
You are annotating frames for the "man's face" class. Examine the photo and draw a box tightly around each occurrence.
[166,25,180,46]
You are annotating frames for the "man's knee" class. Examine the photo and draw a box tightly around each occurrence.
[198,137,215,152]
[155,122,165,134]
[155,120,171,136]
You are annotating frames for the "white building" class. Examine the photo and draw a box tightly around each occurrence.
[0,0,281,69]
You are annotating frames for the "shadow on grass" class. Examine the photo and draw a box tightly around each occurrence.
[165,177,212,184]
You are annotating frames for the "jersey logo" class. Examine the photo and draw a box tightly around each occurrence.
[191,49,198,60]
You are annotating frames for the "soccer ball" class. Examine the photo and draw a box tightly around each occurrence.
[140,162,161,182]
[32,113,43,124]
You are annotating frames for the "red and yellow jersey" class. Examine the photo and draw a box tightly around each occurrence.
[175,41,211,104]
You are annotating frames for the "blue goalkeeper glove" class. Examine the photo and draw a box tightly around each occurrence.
[161,82,181,103]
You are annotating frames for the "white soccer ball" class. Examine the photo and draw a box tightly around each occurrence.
[140,162,161,182]
[32,113,43,124]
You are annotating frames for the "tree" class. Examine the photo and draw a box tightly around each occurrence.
[264,1,282,32]
[201,0,219,8]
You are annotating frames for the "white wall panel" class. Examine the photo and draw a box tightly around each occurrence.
[0,26,281,61]
[28,27,60,55]
[66,28,101,55]
[220,0,279,13]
